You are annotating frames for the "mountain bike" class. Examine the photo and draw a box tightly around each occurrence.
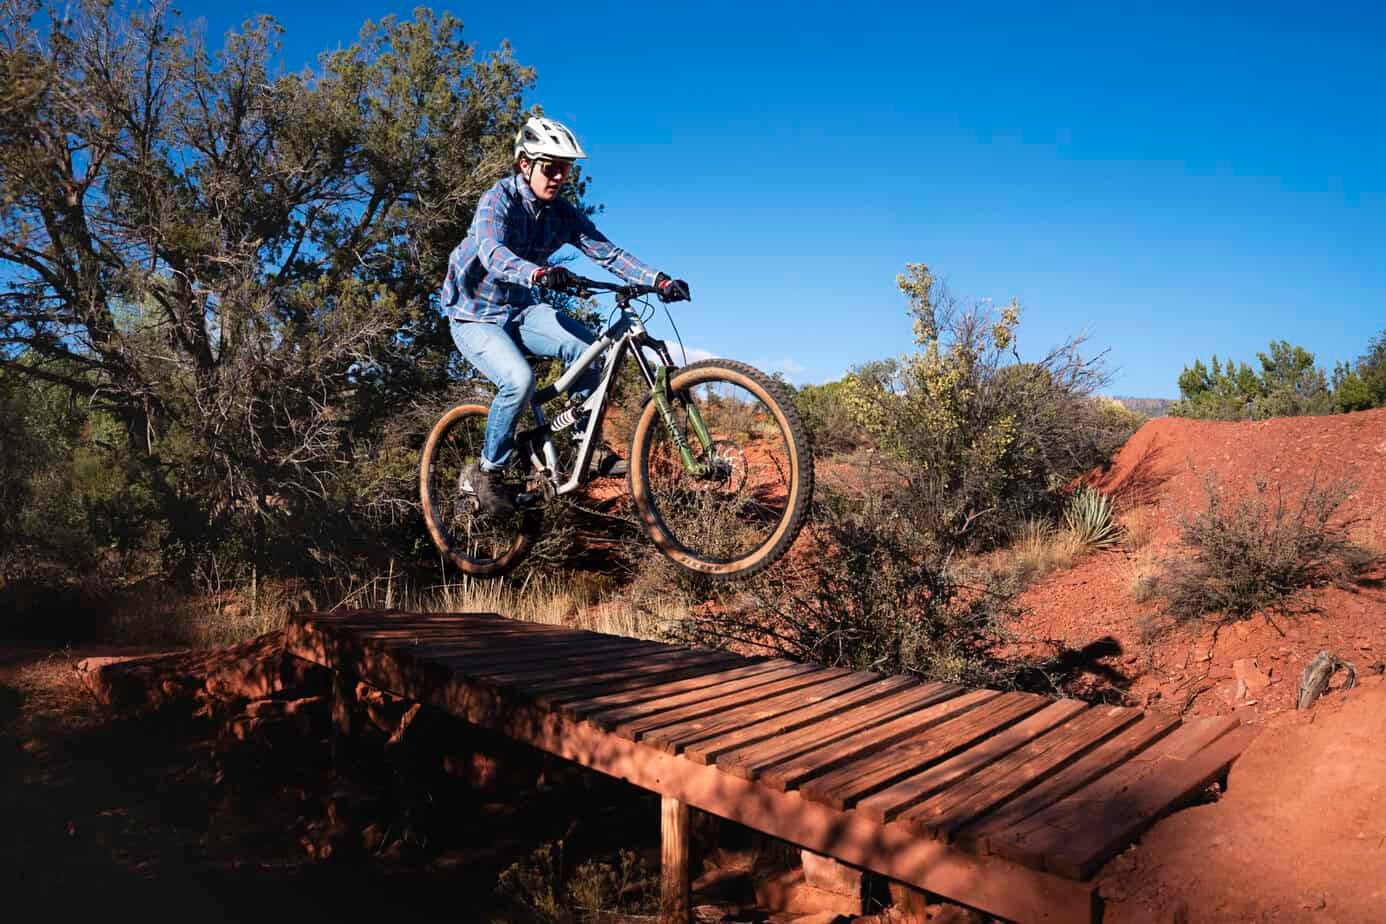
[419,275,813,580]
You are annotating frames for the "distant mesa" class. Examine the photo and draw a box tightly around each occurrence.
[1108,396,1174,417]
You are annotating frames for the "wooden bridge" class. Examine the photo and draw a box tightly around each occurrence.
[285,610,1257,924]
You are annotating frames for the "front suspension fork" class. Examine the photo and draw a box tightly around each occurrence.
[652,365,714,476]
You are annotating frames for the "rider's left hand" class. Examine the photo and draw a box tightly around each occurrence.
[655,273,691,303]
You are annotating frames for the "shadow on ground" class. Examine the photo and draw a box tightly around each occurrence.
[0,653,662,922]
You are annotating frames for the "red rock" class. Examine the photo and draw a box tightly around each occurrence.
[754,868,862,916]
[1233,658,1271,691]
[800,850,865,901]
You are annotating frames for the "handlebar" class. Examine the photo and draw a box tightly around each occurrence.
[560,274,660,301]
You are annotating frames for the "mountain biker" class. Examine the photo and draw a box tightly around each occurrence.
[440,116,691,516]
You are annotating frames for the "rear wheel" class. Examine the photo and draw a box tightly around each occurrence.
[628,360,813,580]
[419,402,538,577]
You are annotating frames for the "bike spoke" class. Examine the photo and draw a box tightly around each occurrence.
[639,375,797,564]
[421,403,532,576]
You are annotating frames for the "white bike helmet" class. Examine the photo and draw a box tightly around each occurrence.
[513,116,588,163]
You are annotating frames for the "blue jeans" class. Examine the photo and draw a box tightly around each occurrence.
[449,304,599,470]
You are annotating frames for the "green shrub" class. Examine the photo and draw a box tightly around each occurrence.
[666,488,1025,688]
[1156,474,1375,624]
[0,364,162,580]
[794,378,869,456]
[493,841,657,924]
[843,264,1135,552]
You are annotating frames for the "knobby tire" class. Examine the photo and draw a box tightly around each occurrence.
[628,359,813,580]
[420,401,537,578]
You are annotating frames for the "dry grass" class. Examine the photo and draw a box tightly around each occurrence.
[1350,515,1386,561]
[325,568,677,643]
[1126,551,1162,603]
[996,519,1082,588]
[96,560,676,652]
[107,577,307,649]
[12,653,84,697]
[1119,509,1158,553]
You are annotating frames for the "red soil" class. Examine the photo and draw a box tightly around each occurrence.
[1015,408,1386,922]
[1020,408,1386,720]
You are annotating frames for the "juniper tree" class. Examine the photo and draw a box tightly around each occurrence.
[0,0,533,570]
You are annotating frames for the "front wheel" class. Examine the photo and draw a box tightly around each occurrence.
[419,401,539,578]
[628,360,813,580]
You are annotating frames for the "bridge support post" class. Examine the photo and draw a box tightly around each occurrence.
[330,670,356,774]
[660,794,691,923]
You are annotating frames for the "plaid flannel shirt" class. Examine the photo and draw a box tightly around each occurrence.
[440,174,661,323]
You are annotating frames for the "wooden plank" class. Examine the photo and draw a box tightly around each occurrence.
[360,617,569,635]
[401,625,674,659]
[757,688,1001,793]
[471,647,737,691]
[1138,715,1242,761]
[641,671,885,755]
[299,609,461,626]
[660,796,691,923]
[906,704,1143,840]
[800,693,1050,810]
[335,625,545,649]
[1002,719,1256,878]
[559,659,799,719]
[560,663,813,720]
[322,609,529,625]
[284,614,1099,924]
[440,647,687,691]
[856,699,1089,824]
[424,643,659,675]
[981,716,1236,871]
[443,638,686,679]
[510,650,748,700]
[321,612,572,636]
[457,642,726,678]
[403,620,650,645]
[680,675,918,765]
[391,626,589,648]
[715,681,963,781]
[533,661,760,710]
[604,665,840,741]
[959,713,1180,856]
[377,633,600,658]
[339,616,673,654]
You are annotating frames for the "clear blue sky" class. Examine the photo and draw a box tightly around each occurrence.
[173,0,1383,397]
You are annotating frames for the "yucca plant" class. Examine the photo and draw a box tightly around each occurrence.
[1064,486,1124,551]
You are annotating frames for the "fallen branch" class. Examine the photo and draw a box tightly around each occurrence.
[1296,650,1357,710]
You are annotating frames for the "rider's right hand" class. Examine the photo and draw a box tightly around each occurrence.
[532,265,576,292]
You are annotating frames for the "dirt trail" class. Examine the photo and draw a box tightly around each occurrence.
[1099,682,1386,923]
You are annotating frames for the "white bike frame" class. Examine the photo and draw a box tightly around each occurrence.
[516,303,674,501]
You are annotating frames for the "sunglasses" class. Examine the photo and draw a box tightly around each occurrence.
[534,159,573,180]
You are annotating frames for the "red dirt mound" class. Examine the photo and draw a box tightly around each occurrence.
[1087,407,1386,547]
[1018,407,1386,720]
[1016,408,1386,922]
